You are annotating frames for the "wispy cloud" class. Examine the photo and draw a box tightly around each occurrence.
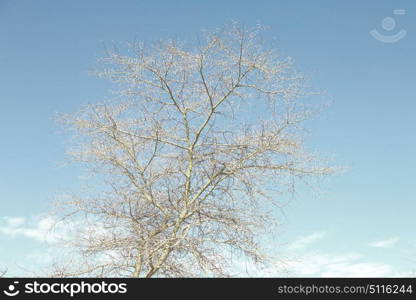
[233,231,408,277]
[284,252,399,277]
[233,252,406,277]
[1,218,409,277]
[369,237,400,248]
[286,231,327,251]
[0,216,64,243]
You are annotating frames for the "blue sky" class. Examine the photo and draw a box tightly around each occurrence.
[0,0,415,276]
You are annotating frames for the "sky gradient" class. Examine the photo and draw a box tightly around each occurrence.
[0,0,415,276]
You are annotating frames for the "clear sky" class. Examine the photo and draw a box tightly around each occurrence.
[0,0,415,276]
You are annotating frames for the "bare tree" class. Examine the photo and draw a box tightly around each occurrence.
[54,24,332,277]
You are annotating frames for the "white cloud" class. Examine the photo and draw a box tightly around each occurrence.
[286,253,394,277]
[1,218,410,277]
[286,231,326,251]
[368,237,400,248]
[0,216,65,243]
[4,217,25,227]
[233,231,407,277]
[283,253,361,276]
[233,252,403,277]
